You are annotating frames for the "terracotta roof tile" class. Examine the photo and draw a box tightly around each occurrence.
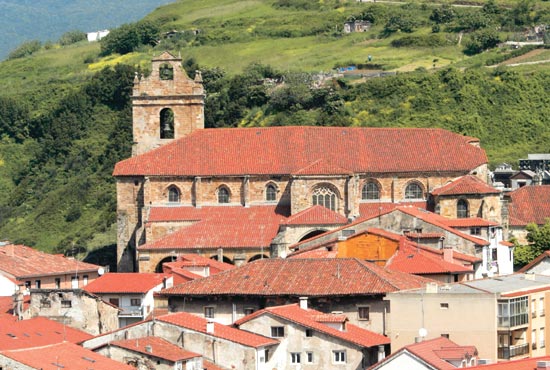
[469,355,550,369]
[431,175,500,196]
[285,205,348,225]
[359,202,427,220]
[292,159,353,175]
[84,273,167,294]
[114,127,487,177]
[0,342,135,370]
[439,217,499,228]
[508,185,550,226]
[163,254,234,274]
[288,248,338,258]
[159,258,432,297]
[110,336,201,362]
[236,304,390,348]
[0,316,91,350]
[371,337,478,370]
[141,206,287,250]
[156,312,278,348]
[0,244,100,278]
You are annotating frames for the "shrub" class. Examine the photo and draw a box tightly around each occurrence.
[59,30,86,46]
[8,40,41,59]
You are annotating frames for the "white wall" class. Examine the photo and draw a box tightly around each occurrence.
[373,351,433,370]
[0,274,17,296]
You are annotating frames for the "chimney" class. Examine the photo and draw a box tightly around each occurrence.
[443,245,453,263]
[299,297,308,310]
[145,345,152,354]
[377,345,386,362]
[426,282,438,294]
[206,321,214,334]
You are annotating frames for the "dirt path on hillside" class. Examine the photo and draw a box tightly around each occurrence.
[500,48,545,65]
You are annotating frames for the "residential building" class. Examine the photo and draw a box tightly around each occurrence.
[0,242,103,296]
[114,52,490,272]
[369,336,479,370]
[386,274,550,362]
[84,272,172,327]
[82,312,279,370]
[158,258,430,333]
[0,341,135,370]
[235,302,389,369]
[161,253,234,284]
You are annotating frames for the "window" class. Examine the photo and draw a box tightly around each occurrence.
[305,329,313,337]
[532,329,537,350]
[130,298,141,307]
[266,184,277,202]
[55,278,61,289]
[71,276,78,289]
[533,299,537,318]
[541,327,545,348]
[358,306,370,320]
[312,185,337,211]
[362,182,380,200]
[290,352,301,364]
[160,108,175,139]
[306,352,314,363]
[218,187,230,204]
[440,303,449,309]
[457,199,469,218]
[441,333,450,339]
[159,63,174,80]
[470,227,481,236]
[271,326,284,338]
[34,280,41,289]
[541,297,545,317]
[204,306,215,319]
[168,186,180,203]
[243,307,255,315]
[25,281,31,290]
[109,298,120,307]
[40,299,51,308]
[404,182,423,199]
[61,300,72,308]
[333,350,346,364]
[83,275,88,286]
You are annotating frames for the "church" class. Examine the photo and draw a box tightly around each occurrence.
[113,52,497,273]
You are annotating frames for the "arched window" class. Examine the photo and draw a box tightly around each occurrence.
[159,63,174,80]
[457,199,469,218]
[168,186,180,203]
[362,181,380,200]
[266,184,277,201]
[312,185,337,211]
[218,187,230,204]
[160,108,174,139]
[404,182,424,200]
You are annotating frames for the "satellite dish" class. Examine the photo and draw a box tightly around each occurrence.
[419,328,428,338]
[97,267,105,275]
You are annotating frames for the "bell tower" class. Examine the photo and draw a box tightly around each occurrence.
[132,52,205,156]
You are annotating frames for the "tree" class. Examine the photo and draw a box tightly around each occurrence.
[100,20,159,55]
[430,5,456,25]
[464,29,500,55]
[7,40,41,59]
[514,220,550,267]
[58,30,86,46]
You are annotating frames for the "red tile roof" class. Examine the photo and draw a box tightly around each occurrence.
[236,304,390,348]
[110,336,201,362]
[163,254,234,274]
[288,248,338,258]
[508,185,550,226]
[386,239,473,275]
[0,296,29,317]
[405,232,445,239]
[114,127,487,177]
[0,244,100,279]
[370,336,478,370]
[469,355,550,369]
[439,217,499,228]
[0,341,135,370]
[0,316,91,350]
[156,312,278,348]
[285,205,348,225]
[141,205,287,250]
[159,258,432,297]
[84,273,167,294]
[292,158,353,175]
[359,201,427,220]
[431,175,500,196]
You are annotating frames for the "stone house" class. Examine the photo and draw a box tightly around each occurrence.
[235,302,389,369]
[157,258,430,334]
[114,52,490,272]
[84,273,172,327]
[81,311,278,370]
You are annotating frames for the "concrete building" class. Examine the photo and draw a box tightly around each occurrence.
[386,274,550,363]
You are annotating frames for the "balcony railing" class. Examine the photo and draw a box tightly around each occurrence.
[118,306,143,317]
[498,343,529,359]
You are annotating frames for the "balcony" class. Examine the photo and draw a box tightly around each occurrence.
[498,313,529,328]
[498,343,529,360]
[118,306,143,318]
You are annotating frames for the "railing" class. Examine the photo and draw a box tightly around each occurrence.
[498,343,529,359]
[118,306,143,317]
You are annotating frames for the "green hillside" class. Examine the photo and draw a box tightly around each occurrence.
[1,0,550,265]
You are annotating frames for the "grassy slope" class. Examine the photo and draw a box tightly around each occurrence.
[0,0,548,256]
